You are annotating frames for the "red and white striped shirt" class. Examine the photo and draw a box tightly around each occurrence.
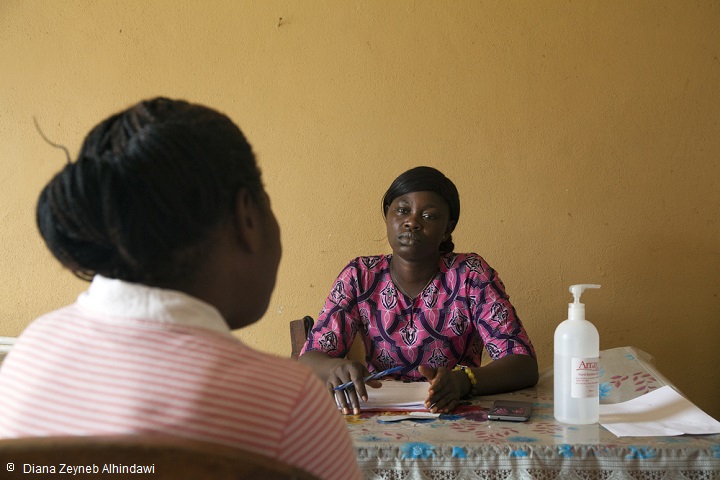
[0,276,360,480]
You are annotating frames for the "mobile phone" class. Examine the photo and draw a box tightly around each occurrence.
[487,400,533,422]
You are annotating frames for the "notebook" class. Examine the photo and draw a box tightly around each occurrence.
[360,380,430,411]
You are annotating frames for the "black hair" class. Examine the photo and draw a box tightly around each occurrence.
[36,97,263,285]
[381,166,460,254]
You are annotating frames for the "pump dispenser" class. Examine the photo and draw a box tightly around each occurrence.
[554,284,601,424]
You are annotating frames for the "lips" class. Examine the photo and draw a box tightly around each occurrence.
[398,232,421,244]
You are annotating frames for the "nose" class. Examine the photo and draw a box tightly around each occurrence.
[403,214,421,230]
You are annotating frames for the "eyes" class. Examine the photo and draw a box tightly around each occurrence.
[395,206,439,220]
[387,192,450,228]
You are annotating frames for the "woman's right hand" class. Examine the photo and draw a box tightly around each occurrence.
[297,351,382,414]
[327,360,381,415]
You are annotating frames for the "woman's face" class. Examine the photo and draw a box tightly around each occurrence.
[385,191,452,261]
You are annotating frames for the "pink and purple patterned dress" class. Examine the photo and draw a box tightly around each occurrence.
[302,253,536,381]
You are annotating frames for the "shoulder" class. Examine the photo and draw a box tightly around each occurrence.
[441,252,489,269]
[440,252,497,281]
[455,252,485,262]
[338,255,389,277]
[351,255,389,271]
[13,304,85,341]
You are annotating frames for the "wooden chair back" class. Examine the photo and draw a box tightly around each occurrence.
[290,315,314,359]
[0,336,15,364]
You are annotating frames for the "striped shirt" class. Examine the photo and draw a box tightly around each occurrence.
[0,276,360,480]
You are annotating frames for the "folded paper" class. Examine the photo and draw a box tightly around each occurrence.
[599,385,720,437]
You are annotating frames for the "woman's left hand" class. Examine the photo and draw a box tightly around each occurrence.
[418,365,472,413]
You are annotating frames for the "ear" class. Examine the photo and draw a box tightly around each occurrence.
[444,220,457,239]
[232,188,263,253]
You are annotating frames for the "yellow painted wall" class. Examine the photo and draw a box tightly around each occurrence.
[1,1,718,419]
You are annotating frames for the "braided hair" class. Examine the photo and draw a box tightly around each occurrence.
[36,97,263,285]
[381,166,460,254]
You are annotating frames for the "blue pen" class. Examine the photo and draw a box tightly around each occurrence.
[333,366,403,391]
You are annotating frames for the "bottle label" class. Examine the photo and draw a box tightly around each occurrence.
[571,357,599,398]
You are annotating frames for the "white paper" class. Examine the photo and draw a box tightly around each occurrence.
[360,380,430,411]
[599,385,720,437]
[377,412,441,422]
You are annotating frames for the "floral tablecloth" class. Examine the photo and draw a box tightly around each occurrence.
[347,346,720,480]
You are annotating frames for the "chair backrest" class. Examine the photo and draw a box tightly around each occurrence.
[0,435,319,480]
[290,315,314,360]
[0,336,16,364]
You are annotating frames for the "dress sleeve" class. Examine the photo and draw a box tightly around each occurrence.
[468,255,536,360]
[299,260,360,358]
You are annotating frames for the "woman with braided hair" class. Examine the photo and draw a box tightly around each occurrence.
[0,98,360,480]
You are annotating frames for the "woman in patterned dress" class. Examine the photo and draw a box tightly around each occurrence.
[300,166,538,415]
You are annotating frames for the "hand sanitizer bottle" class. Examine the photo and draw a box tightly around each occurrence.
[554,284,601,424]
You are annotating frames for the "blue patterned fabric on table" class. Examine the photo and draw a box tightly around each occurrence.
[347,346,720,480]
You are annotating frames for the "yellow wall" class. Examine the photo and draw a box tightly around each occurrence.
[2,1,718,418]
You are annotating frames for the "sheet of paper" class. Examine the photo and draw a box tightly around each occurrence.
[360,380,430,411]
[378,412,441,422]
[599,385,720,437]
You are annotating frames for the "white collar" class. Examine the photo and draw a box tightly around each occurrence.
[76,275,231,335]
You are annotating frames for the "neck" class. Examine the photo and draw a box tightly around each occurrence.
[390,254,440,299]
